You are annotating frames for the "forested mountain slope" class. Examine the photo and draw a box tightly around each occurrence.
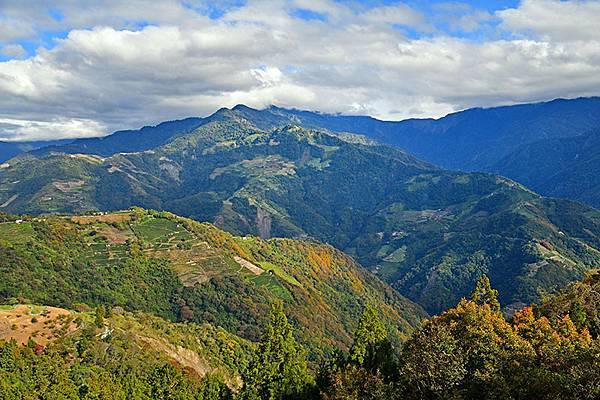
[253,97,600,172]
[1,110,598,314]
[2,270,598,399]
[490,129,600,208]
[230,99,600,208]
[214,99,600,208]
[0,209,424,354]
[0,303,254,397]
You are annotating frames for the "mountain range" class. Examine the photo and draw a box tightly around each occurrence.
[263,97,600,171]
[219,98,600,208]
[490,128,600,208]
[4,97,598,207]
[1,105,598,314]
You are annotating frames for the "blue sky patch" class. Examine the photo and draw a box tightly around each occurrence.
[290,8,328,22]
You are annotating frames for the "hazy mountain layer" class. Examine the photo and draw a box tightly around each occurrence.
[491,129,600,208]
[0,139,73,163]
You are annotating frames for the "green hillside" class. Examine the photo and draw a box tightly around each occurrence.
[0,209,425,355]
[1,111,599,314]
[0,303,253,398]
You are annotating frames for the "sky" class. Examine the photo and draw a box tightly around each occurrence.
[0,0,599,141]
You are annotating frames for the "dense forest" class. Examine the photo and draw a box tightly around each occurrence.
[1,272,598,399]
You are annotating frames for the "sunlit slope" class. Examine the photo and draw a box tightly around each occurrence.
[0,209,425,354]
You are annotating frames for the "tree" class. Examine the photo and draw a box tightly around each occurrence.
[0,339,17,372]
[512,306,596,398]
[398,321,467,399]
[319,304,398,398]
[198,374,233,400]
[95,305,105,327]
[537,269,600,338]
[348,303,396,379]
[470,274,500,311]
[241,301,313,400]
[147,364,193,399]
[320,364,396,400]
[398,299,533,399]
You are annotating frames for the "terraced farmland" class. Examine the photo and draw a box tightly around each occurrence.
[0,209,426,353]
[67,211,293,299]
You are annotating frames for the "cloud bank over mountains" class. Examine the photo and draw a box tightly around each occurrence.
[1,0,599,140]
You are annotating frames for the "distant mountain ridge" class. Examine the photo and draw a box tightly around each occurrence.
[9,97,599,207]
[0,139,73,163]
[260,97,600,170]
[1,109,598,314]
[255,98,600,207]
[225,99,600,208]
[13,97,600,164]
[31,117,205,157]
[490,129,600,208]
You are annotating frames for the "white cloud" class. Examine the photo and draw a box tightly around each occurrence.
[0,0,213,41]
[290,0,347,19]
[0,43,26,58]
[498,0,600,41]
[0,117,106,141]
[361,4,432,31]
[453,11,495,32]
[251,66,284,86]
[0,0,599,140]
[433,2,496,33]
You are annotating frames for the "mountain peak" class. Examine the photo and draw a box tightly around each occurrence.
[231,104,261,112]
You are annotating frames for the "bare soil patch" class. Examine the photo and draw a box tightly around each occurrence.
[138,336,211,377]
[72,213,131,225]
[233,256,264,275]
[67,154,104,164]
[52,180,85,192]
[100,225,132,244]
[0,305,77,345]
[0,194,18,208]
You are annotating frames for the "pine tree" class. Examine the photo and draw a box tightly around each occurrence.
[0,339,17,372]
[241,301,313,400]
[349,303,388,369]
[320,304,397,398]
[470,274,501,311]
